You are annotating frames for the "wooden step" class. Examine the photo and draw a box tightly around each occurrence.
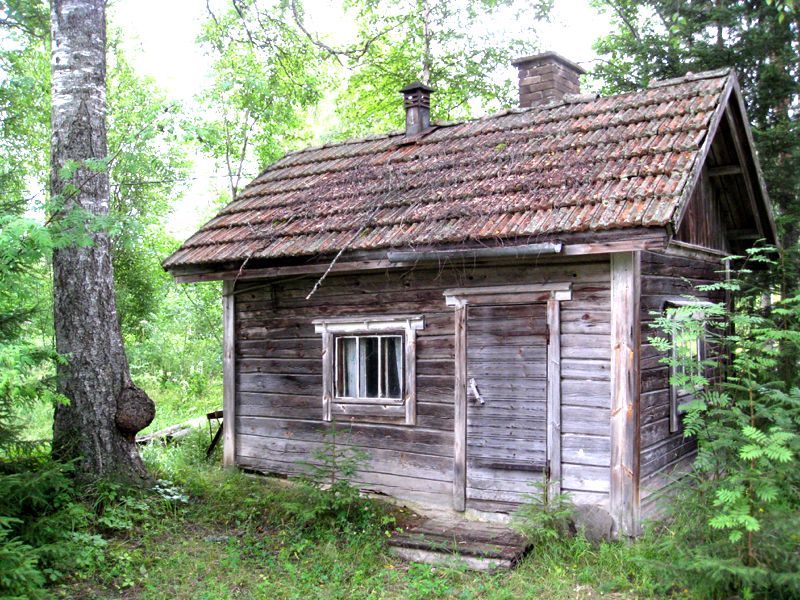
[387,517,530,571]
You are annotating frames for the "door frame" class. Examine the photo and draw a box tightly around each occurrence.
[444,283,572,512]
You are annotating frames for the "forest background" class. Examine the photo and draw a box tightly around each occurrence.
[2,0,800,598]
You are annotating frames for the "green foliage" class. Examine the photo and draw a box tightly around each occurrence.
[105,31,193,340]
[513,478,575,546]
[291,420,372,529]
[333,0,552,138]
[0,516,46,600]
[646,249,800,598]
[197,0,327,199]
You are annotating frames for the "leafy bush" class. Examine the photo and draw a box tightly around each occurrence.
[0,516,46,600]
[647,249,800,599]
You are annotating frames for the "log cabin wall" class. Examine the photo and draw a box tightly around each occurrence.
[639,250,726,518]
[231,254,613,514]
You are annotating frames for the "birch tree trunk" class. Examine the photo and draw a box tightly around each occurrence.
[50,0,154,481]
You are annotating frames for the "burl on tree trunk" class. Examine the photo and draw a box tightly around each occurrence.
[50,0,154,482]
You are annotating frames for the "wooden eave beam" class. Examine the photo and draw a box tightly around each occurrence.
[168,231,669,284]
[707,165,743,177]
[727,229,761,241]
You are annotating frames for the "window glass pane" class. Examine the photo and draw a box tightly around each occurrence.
[383,336,402,398]
[361,337,379,398]
[338,337,358,397]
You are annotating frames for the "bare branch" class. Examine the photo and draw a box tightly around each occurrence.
[601,0,641,42]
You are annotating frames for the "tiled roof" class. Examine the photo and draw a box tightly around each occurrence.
[164,70,732,269]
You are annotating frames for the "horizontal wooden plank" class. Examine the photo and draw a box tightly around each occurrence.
[467,362,547,379]
[238,357,321,375]
[561,319,611,335]
[416,335,455,359]
[561,433,611,467]
[416,374,453,400]
[561,359,611,381]
[468,304,547,320]
[236,416,454,456]
[237,433,453,476]
[238,392,452,429]
[639,452,696,500]
[562,406,611,436]
[237,259,610,301]
[238,372,322,396]
[560,345,611,360]
[417,359,455,377]
[237,338,320,359]
[467,416,546,431]
[467,345,549,364]
[464,403,546,419]
[561,333,610,349]
[237,456,454,509]
[561,463,610,493]
[467,332,548,347]
[641,390,669,426]
[641,416,671,449]
[640,434,697,478]
[561,380,610,408]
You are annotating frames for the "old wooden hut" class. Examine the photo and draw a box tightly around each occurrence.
[163,52,777,536]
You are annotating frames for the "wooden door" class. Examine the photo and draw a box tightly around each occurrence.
[465,303,549,507]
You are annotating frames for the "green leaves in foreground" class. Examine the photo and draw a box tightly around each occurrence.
[648,249,800,598]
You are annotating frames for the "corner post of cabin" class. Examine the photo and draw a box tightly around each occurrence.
[610,252,641,537]
[451,296,468,512]
[222,279,236,468]
[546,299,562,497]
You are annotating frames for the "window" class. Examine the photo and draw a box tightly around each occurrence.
[666,301,712,433]
[313,315,424,425]
[336,335,403,400]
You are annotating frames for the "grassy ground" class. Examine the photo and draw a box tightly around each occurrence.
[11,389,686,599]
[37,430,683,600]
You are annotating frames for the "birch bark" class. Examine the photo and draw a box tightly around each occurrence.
[50,0,154,481]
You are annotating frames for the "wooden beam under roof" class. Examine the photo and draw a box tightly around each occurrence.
[707,165,743,177]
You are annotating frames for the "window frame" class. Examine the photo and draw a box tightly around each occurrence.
[313,315,424,425]
[665,300,712,433]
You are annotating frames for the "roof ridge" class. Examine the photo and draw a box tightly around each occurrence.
[647,67,732,89]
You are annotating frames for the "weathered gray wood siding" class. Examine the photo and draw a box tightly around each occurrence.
[675,169,729,253]
[639,251,726,517]
[233,255,612,513]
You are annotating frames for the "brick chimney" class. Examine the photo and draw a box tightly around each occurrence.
[399,81,433,136]
[512,52,586,108]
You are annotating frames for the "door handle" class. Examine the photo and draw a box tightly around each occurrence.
[469,378,485,404]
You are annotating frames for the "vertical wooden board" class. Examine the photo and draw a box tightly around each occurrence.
[405,328,417,425]
[547,299,562,497]
[453,301,467,512]
[610,251,641,537]
[222,280,236,467]
[321,332,333,421]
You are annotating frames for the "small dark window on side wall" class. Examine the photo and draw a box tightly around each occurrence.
[666,301,712,433]
[313,316,424,425]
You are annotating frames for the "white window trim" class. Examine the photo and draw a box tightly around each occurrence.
[313,315,424,424]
